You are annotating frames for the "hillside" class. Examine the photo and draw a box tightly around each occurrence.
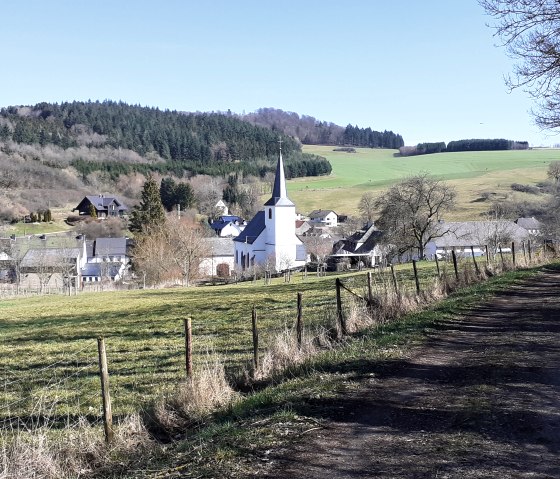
[0,102,333,223]
[292,146,557,219]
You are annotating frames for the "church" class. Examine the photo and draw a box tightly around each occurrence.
[233,146,307,272]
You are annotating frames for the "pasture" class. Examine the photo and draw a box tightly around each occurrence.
[0,264,440,425]
[290,146,559,218]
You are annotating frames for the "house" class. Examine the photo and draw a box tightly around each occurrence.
[18,237,88,289]
[308,210,338,228]
[73,195,128,218]
[515,217,542,236]
[81,237,131,283]
[426,221,531,259]
[214,200,229,216]
[295,220,312,236]
[233,146,307,272]
[209,215,246,238]
[199,237,235,277]
[331,223,385,268]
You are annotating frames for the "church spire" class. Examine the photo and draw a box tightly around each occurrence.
[265,138,293,206]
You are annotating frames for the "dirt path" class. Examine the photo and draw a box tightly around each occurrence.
[264,267,560,478]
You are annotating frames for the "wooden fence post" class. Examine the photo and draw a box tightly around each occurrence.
[498,244,505,269]
[528,240,532,263]
[434,254,441,277]
[485,244,490,264]
[252,306,259,371]
[451,250,459,280]
[184,317,193,377]
[335,278,346,336]
[390,264,399,298]
[367,271,373,304]
[296,292,303,348]
[522,241,527,266]
[470,246,480,275]
[412,260,421,294]
[511,242,516,268]
[97,337,113,444]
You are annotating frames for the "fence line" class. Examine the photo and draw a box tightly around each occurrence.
[0,241,553,434]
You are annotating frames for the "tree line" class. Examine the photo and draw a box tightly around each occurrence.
[399,138,529,157]
[242,107,404,149]
[0,101,331,179]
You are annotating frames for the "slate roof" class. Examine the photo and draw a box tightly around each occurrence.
[206,237,235,256]
[309,210,337,219]
[264,152,294,207]
[515,217,542,231]
[81,262,123,278]
[20,248,82,268]
[432,221,530,248]
[233,211,265,244]
[333,223,383,256]
[94,237,128,256]
[75,195,127,213]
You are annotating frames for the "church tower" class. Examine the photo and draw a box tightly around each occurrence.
[233,140,306,272]
[264,142,304,271]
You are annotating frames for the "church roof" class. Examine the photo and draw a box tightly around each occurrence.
[264,150,294,207]
[233,211,265,244]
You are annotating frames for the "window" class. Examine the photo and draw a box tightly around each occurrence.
[268,208,272,219]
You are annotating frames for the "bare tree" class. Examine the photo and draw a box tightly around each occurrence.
[375,173,456,259]
[132,215,211,287]
[302,234,333,267]
[358,192,376,225]
[480,0,560,129]
[165,215,211,286]
[548,161,560,184]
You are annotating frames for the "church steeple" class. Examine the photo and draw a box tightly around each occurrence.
[265,138,294,206]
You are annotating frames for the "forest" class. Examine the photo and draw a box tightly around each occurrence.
[0,101,331,179]
[242,107,404,149]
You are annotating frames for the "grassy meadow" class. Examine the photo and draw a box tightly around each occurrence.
[0,263,442,424]
[289,146,559,218]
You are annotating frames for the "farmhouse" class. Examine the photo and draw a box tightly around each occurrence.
[73,195,128,218]
[233,147,306,272]
[331,222,385,268]
[426,220,531,258]
[515,217,542,236]
[308,209,338,228]
[81,237,131,283]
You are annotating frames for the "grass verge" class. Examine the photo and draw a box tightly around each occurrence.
[130,264,547,478]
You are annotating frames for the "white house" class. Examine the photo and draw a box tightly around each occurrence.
[199,237,235,277]
[308,210,338,227]
[214,200,229,216]
[233,147,307,272]
[81,237,130,283]
[209,215,246,238]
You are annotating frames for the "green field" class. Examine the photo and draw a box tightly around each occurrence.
[289,146,559,219]
[0,264,440,424]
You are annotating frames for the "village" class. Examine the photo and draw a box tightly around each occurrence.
[0,148,544,296]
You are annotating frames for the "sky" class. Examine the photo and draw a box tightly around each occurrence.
[1,0,558,147]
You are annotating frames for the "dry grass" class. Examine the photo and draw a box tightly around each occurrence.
[149,357,239,435]
[0,414,153,479]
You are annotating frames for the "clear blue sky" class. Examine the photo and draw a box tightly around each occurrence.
[1,0,557,147]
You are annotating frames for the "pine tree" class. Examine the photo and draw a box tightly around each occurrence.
[160,177,176,211]
[130,175,166,232]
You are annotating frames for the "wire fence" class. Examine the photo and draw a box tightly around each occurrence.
[0,241,553,438]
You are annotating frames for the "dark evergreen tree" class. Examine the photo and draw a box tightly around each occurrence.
[130,175,166,232]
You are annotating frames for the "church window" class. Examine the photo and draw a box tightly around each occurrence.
[268,208,272,219]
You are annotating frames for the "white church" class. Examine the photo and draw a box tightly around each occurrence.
[233,146,307,272]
